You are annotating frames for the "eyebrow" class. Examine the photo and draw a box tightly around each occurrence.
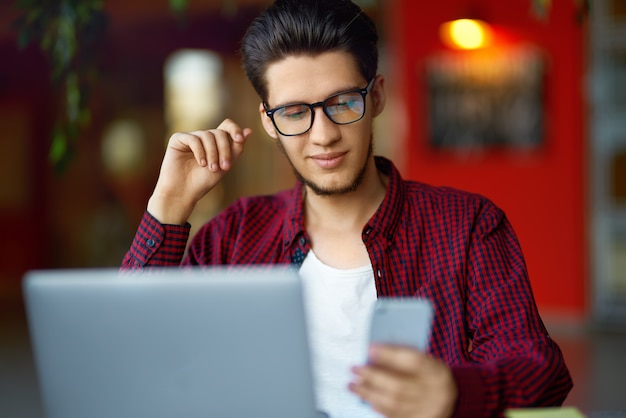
[269,82,365,109]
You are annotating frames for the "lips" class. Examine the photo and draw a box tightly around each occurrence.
[310,152,346,169]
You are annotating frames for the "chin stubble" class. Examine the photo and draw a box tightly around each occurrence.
[277,134,374,197]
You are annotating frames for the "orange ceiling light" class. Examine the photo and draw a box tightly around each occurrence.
[440,18,493,50]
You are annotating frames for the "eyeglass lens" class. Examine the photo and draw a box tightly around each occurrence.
[273,90,365,136]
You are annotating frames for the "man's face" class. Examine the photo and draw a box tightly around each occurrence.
[259,51,385,196]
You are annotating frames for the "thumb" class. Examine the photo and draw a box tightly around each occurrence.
[233,128,253,144]
[232,129,252,158]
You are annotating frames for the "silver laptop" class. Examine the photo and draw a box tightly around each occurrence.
[23,266,320,418]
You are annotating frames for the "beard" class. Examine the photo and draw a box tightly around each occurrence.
[277,133,374,197]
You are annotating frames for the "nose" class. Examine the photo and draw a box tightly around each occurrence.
[308,106,340,146]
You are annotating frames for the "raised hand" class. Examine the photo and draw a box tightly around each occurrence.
[147,119,252,225]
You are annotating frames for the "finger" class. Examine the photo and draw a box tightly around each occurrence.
[352,364,407,397]
[368,344,426,373]
[213,129,234,170]
[230,129,250,160]
[215,127,251,169]
[170,132,208,167]
[216,118,252,143]
[191,130,220,172]
[349,368,408,418]
[350,382,397,417]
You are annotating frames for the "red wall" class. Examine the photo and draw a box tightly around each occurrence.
[388,0,586,318]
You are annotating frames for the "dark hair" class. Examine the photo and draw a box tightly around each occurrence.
[240,0,379,101]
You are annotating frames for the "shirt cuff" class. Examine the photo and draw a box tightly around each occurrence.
[450,364,487,418]
[126,211,190,267]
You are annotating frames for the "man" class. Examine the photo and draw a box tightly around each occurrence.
[122,0,573,417]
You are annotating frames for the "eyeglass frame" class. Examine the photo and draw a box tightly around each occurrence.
[263,77,376,137]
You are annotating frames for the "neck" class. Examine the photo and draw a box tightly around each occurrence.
[304,158,387,232]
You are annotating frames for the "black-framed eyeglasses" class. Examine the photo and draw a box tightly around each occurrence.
[263,78,375,137]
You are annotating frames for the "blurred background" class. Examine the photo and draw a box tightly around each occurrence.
[1,0,626,416]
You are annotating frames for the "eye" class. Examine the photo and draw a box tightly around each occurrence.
[326,93,362,115]
[278,105,309,121]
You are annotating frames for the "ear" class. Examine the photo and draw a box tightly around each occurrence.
[259,102,278,139]
[370,75,386,117]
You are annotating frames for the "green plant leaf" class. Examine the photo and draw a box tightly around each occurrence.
[169,0,188,14]
[49,127,67,165]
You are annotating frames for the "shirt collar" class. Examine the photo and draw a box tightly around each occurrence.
[366,156,404,246]
[283,180,306,250]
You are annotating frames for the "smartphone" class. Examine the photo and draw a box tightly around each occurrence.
[368,297,434,352]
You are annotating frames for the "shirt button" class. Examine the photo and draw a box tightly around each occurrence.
[146,239,155,248]
[299,236,306,246]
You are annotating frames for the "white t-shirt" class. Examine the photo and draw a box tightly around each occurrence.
[299,250,382,418]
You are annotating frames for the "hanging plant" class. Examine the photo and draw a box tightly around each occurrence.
[14,0,107,173]
[12,0,195,173]
[169,0,189,15]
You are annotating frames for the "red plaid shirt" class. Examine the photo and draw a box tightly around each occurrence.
[122,156,572,417]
